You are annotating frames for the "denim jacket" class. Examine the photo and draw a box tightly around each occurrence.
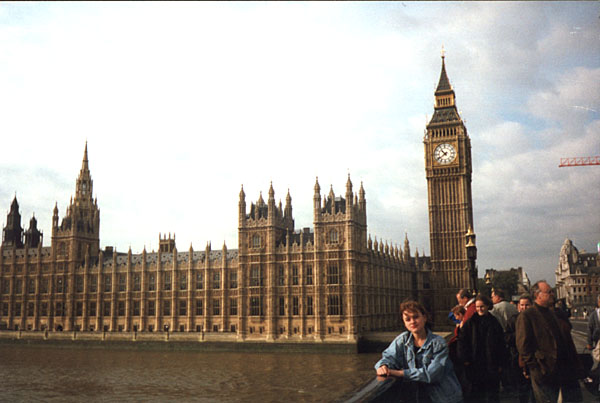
[374,329,463,403]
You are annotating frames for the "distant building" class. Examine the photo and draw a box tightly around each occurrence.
[555,238,600,316]
[484,267,531,300]
[0,144,431,340]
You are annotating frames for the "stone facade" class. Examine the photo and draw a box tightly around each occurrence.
[424,55,475,324]
[0,146,431,340]
[555,238,600,317]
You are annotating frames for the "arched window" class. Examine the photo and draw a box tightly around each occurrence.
[328,230,339,244]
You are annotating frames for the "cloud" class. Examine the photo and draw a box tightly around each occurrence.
[0,2,598,285]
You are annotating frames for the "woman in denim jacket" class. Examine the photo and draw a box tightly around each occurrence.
[375,300,464,403]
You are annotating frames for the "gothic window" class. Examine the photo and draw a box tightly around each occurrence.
[212,299,220,316]
[250,266,263,287]
[292,265,299,285]
[57,277,64,293]
[148,301,155,316]
[213,272,221,289]
[28,279,36,294]
[179,273,187,291]
[196,272,204,290]
[75,276,83,293]
[278,297,285,316]
[305,265,313,285]
[15,279,22,295]
[148,273,156,291]
[118,275,126,292]
[229,271,237,289]
[55,302,63,317]
[133,301,140,316]
[306,296,314,316]
[1,280,9,294]
[76,302,83,317]
[250,297,262,316]
[1,302,8,316]
[103,275,111,293]
[103,301,111,316]
[179,300,187,316]
[327,264,341,285]
[328,229,339,244]
[133,274,141,291]
[252,234,261,248]
[117,301,125,316]
[41,302,48,316]
[163,272,171,291]
[195,299,203,316]
[278,265,285,286]
[163,300,171,316]
[230,298,237,316]
[89,302,96,316]
[292,296,299,316]
[327,295,342,316]
[27,302,34,317]
[89,276,97,293]
[59,242,66,256]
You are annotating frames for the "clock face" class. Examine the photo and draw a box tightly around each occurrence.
[434,143,456,164]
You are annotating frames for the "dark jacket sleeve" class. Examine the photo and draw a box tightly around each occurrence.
[516,311,537,370]
[457,319,472,364]
[588,312,597,346]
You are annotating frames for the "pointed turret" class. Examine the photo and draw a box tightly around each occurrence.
[239,185,246,225]
[404,233,411,260]
[75,142,93,201]
[24,214,43,248]
[2,195,24,248]
[428,52,461,125]
[435,52,452,94]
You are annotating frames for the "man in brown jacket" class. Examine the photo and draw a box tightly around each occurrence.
[516,280,583,402]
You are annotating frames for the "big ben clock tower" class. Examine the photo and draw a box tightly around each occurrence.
[424,53,475,326]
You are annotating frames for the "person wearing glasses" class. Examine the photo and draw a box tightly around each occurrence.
[516,280,584,402]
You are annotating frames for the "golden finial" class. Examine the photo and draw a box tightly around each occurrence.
[441,45,446,59]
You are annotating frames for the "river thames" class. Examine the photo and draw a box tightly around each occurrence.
[0,344,380,402]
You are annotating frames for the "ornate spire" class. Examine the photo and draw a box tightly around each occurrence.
[435,50,452,94]
[75,142,93,201]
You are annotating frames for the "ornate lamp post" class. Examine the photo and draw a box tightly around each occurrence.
[465,225,477,295]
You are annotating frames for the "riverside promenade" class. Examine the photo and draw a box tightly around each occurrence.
[344,320,598,402]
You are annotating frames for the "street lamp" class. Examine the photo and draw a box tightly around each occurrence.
[465,225,477,295]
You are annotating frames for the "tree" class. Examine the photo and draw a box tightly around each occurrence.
[489,270,519,299]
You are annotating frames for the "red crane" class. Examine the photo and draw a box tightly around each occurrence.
[558,156,600,167]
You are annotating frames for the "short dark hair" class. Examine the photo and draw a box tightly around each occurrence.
[475,294,493,310]
[399,300,431,329]
[493,288,506,299]
[451,304,466,316]
[519,294,533,304]
[457,288,472,300]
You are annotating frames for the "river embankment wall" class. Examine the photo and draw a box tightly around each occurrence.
[0,330,451,354]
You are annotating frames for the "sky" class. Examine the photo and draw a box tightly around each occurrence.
[0,2,598,285]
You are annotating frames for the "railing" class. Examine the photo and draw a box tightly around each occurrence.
[341,376,412,403]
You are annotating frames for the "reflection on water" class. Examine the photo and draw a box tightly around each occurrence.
[0,345,380,402]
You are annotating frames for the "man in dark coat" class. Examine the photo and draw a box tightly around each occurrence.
[516,280,583,402]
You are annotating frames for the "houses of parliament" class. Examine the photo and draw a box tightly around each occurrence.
[0,56,475,340]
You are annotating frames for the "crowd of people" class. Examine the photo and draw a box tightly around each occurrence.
[374,280,589,403]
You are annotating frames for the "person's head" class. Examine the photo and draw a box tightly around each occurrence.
[475,294,493,316]
[400,300,429,334]
[491,288,505,304]
[451,304,466,322]
[518,295,533,312]
[456,289,472,306]
[531,280,555,308]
